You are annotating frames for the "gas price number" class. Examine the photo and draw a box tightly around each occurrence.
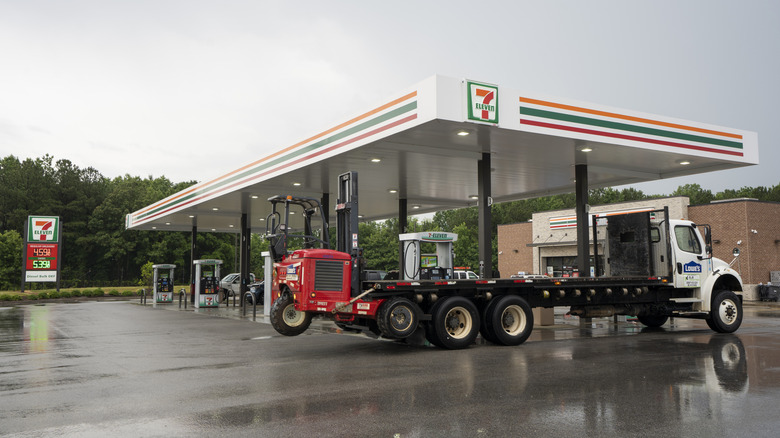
[26,243,58,271]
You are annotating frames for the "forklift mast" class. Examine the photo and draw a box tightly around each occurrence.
[335,171,362,297]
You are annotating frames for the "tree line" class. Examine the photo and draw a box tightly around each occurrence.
[2,154,779,290]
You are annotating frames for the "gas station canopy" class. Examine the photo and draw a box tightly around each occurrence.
[126,75,758,233]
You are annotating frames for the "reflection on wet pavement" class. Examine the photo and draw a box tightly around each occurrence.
[1,303,780,437]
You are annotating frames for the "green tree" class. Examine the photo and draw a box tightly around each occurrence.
[0,230,22,290]
[673,183,713,205]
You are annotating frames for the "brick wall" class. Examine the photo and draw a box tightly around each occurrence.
[689,200,780,285]
[497,222,533,276]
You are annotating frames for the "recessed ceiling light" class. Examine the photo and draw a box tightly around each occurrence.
[679,160,691,166]
[259,218,265,221]
[358,215,364,218]
[293,182,301,186]
[229,224,234,228]
[165,222,170,225]
[211,228,216,232]
[457,130,470,136]
[469,195,479,200]
[251,195,258,199]
[212,207,219,211]
[152,226,157,230]
[370,158,381,163]
[188,215,195,218]
[388,189,398,194]
[290,211,295,214]
[580,147,593,152]
[412,205,420,209]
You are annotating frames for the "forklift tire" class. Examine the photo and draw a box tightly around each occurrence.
[707,290,742,333]
[487,295,534,346]
[429,296,480,350]
[377,297,420,339]
[637,314,669,328]
[479,299,501,344]
[270,294,312,336]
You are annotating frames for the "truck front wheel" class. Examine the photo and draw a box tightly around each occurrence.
[487,296,534,346]
[707,290,742,333]
[429,297,480,350]
[270,293,312,336]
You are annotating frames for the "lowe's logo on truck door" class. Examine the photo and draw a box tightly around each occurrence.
[467,81,498,124]
[683,261,702,273]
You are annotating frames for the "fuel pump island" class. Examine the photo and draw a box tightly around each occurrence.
[152,264,175,305]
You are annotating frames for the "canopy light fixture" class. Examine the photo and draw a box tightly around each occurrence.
[456,130,470,136]
[370,158,381,163]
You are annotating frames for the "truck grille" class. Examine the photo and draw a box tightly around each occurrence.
[315,260,344,291]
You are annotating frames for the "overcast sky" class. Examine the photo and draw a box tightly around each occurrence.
[1,0,777,196]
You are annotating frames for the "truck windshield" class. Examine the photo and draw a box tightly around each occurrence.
[674,226,702,254]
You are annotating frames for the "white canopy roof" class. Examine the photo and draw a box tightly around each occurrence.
[126,75,757,233]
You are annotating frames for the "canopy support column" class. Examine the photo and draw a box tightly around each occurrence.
[575,164,590,277]
[190,225,197,303]
[239,213,249,306]
[478,152,493,279]
[320,192,329,248]
[398,198,408,276]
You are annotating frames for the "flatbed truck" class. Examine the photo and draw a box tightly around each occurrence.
[265,172,744,349]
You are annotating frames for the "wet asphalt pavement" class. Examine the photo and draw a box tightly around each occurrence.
[2,300,780,437]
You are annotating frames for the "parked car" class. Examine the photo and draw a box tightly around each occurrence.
[219,273,255,298]
[245,281,264,305]
[363,270,387,281]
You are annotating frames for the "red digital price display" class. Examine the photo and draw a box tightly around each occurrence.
[26,243,58,270]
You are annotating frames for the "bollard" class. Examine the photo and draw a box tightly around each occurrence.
[243,292,257,321]
[179,288,187,309]
[142,288,147,305]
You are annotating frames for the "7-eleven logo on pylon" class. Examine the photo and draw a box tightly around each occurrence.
[466,81,498,124]
[28,216,59,242]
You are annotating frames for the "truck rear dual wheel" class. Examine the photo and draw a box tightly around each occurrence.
[270,293,312,336]
[426,296,481,350]
[377,297,420,339]
[706,290,742,333]
[482,296,534,346]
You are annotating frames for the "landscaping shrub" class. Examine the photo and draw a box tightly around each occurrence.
[71,290,82,297]
[37,292,48,300]
[60,291,72,298]
[121,291,134,296]
[109,290,120,296]
[93,288,105,297]
[48,291,61,299]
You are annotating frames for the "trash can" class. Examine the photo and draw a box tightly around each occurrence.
[759,284,780,302]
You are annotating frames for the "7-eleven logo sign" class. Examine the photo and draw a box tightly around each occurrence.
[28,216,59,242]
[467,81,498,124]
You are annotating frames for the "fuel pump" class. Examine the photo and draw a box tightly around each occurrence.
[193,259,223,308]
[152,264,176,305]
[399,232,457,280]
